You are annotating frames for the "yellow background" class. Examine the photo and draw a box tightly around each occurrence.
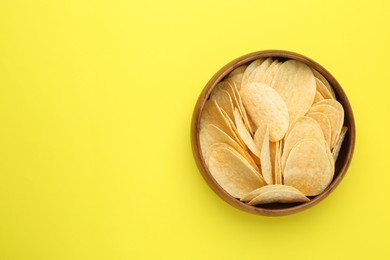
[0,0,389,259]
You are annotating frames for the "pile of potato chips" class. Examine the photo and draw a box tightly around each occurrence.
[200,58,347,205]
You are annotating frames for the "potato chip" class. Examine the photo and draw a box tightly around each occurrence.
[229,73,243,86]
[274,140,283,184]
[220,108,248,148]
[251,57,273,83]
[228,65,247,85]
[306,112,332,146]
[234,108,260,158]
[284,139,333,196]
[200,123,259,171]
[315,99,344,139]
[241,59,265,90]
[332,126,348,161]
[206,143,266,198]
[315,77,334,100]
[273,142,279,184]
[240,82,289,142]
[271,60,316,123]
[228,65,247,78]
[313,90,324,104]
[210,89,235,121]
[269,141,277,183]
[281,116,326,170]
[312,69,336,99]
[227,80,254,135]
[201,99,244,148]
[325,142,335,175]
[278,140,284,184]
[308,103,340,149]
[262,60,282,85]
[213,80,253,135]
[248,190,309,205]
[240,184,302,202]
[200,124,242,157]
[311,99,344,148]
[247,185,309,205]
[253,124,272,184]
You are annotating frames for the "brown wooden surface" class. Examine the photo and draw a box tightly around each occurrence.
[191,50,356,216]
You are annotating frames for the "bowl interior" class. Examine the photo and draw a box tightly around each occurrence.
[191,50,355,216]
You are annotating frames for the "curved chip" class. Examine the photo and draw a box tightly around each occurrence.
[284,139,333,196]
[200,124,242,157]
[233,108,260,158]
[247,184,309,205]
[240,82,289,142]
[228,65,247,78]
[275,140,282,184]
[251,57,273,83]
[241,184,303,202]
[281,116,326,170]
[201,99,245,148]
[210,89,234,121]
[206,143,266,198]
[313,91,325,104]
[271,60,316,123]
[241,59,264,90]
[332,126,348,161]
[308,103,340,149]
[312,69,336,99]
[306,112,332,147]
[315,99,344,145]
[315,78,334,100]
[253,124,272,184]
[228,65,247,85]
[262,60,282,85]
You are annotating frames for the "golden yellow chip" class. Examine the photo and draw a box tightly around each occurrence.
[253,124,272,184]
[332,126,348,161]
[271,60,316,123]
[240,184,302,202]
[269,141,277,183]
[200,123,259,171]
[228,65,247,85]
[210,89,235,121]
[200,123,242,157]
[201,99,244,148]
[227,80,254,135]
[283,139,333,196]
[228,65,247,78]
[213,80,253,135]
[281,116,326,170]
[315,77,334,100]
[306,112,332,147]
[234,108,260,158]
[274,140,283,184]
[206,143,266,198]
[247,185,309,205]
[240,82,289,142]
[251,57,273,83]
[262,60,282,85]
[312,69,336,99]
[241,59,265,90]
[308,103,340,149]
[313,90,325,104]
[315,99,344,145]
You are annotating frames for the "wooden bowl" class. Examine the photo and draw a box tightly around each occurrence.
[191,50,355,216]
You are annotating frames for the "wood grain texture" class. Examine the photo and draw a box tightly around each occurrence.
[191,50,356,216]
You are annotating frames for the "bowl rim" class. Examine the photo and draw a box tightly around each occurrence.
[191,50,356,216]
